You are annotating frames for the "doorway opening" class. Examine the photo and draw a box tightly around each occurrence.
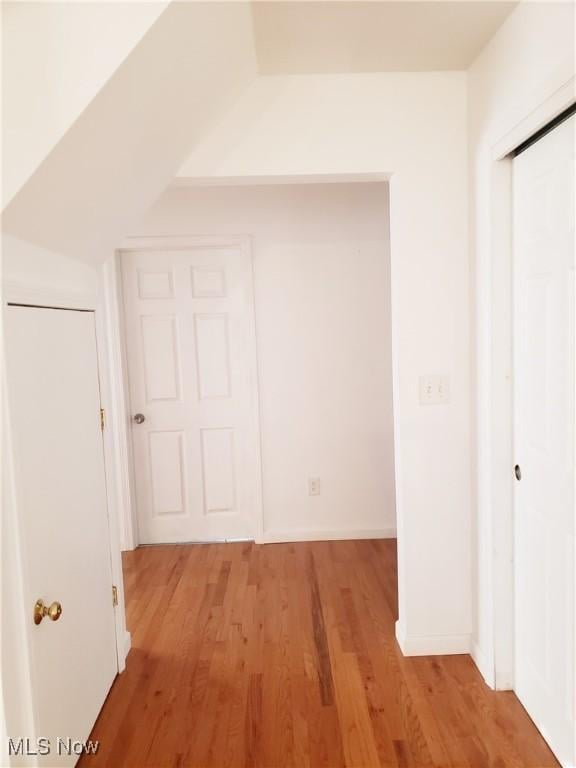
[93,180,405,763]
[116,181,397,551]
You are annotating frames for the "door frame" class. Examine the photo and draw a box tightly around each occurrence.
[1,281,131,758]
[484,76,575,691]
[109,235,265,548]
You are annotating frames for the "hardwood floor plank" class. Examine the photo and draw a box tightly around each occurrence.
[308,551,336,707]
[80,540,559,768]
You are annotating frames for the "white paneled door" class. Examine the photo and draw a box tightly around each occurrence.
[122,243,261,544]
[5,306,118,766]
[513,115,575,767]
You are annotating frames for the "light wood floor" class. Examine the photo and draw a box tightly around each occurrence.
[81,540,558,768]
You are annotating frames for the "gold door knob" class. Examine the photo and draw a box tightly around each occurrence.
[34,599,62,625]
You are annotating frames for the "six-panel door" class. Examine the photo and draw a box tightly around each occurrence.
[122,245,261,544]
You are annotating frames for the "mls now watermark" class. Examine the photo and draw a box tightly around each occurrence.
[8,737,100,757]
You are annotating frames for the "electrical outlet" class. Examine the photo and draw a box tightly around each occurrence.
[419,375,450,405]
[308,477,321,496]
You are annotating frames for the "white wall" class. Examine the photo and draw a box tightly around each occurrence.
[2,235,100,303]
[174,72,472,654]
[1,1,168,207]
[468,0,575,687]
[133,182,396,540]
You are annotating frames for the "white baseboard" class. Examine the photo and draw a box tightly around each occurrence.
[261,527,397,544]
[471,640,495,688]
[395,620,471,656]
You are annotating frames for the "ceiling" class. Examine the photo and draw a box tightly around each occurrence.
[253,1,518,73]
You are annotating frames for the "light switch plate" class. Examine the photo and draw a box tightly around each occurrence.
[308,477,321,496]
[419,375,450,405]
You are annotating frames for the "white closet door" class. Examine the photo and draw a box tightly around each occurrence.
[122,245,261,544]
[513,115,575,767]
[5,306,118,766]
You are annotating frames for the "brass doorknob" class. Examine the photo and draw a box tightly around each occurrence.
[133,413,146,424]
[34,599,62,625]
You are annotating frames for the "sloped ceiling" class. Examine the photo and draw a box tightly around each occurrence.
[175,0,520,182]
[2,0,520,265]
[1,2,257,264]
[2,1,169,207]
